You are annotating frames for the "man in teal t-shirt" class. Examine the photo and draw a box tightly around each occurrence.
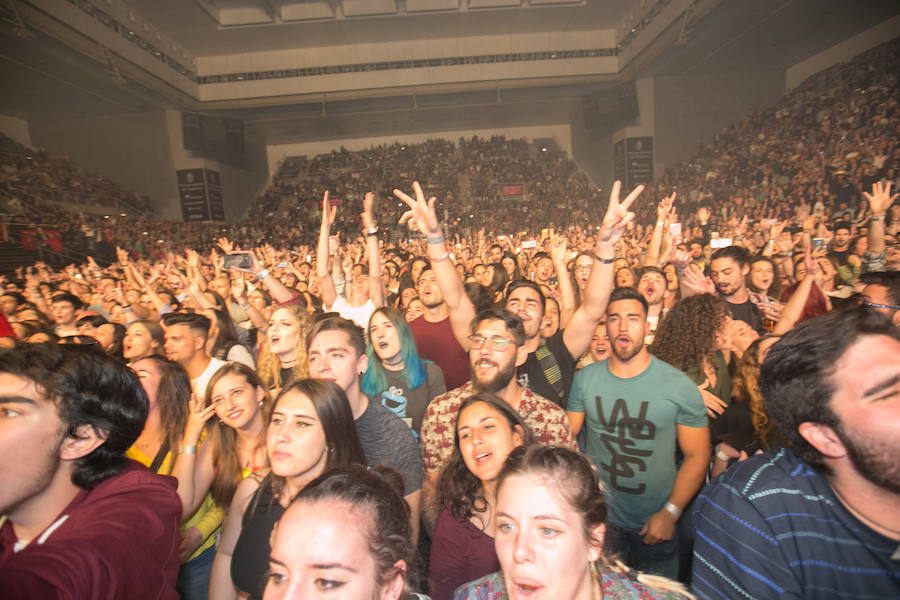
[567,288,709,579]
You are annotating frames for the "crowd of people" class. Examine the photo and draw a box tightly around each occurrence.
[2,35,900,600]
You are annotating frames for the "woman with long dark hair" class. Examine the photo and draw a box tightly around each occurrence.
[209,378,367,600]
[201,306,255,368]
[430,393,535,600]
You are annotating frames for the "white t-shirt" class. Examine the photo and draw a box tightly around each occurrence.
[326,295,376,331]
[191,357,227,400]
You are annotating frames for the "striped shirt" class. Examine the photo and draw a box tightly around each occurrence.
[692,447,900,599]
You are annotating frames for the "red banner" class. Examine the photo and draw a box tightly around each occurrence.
[501,184,524,197]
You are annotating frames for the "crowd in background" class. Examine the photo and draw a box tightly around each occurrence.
[1,35,899,600]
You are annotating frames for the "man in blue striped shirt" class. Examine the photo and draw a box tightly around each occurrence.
[692,307,900,598]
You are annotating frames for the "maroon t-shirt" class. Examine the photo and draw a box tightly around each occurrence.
[0,460,182,599]
[409,315,470,390]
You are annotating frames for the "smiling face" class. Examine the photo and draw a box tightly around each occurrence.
[211,371,265,432]
[265,500,396,600]
[268,308,301,362]
[495,473,601,600]
[589,322,610,362]
[369,312,401,363]
[266,389,328,481]
[505,287,544,340]
[124,322,160,360]
[404,299,425,323]
[457,401,524,484]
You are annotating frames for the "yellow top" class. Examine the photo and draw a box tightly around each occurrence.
[126,445,223,562]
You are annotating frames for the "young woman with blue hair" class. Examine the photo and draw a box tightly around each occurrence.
[362,306,446,436]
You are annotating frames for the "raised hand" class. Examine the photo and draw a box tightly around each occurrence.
[231,277,247,303]
[863,181,899,215]
[361,191,376,232]
[395,181,441,237]
[115,246,130,265]
[320,191,337,231]
[597,181,642,247]
[656,192,676,222]
[682,263,716,295]
[181,393,217,448]
[549,232,568,264]
[216,237,234,255]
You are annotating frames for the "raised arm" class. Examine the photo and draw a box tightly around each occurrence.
[864,181,898,258]
[550,232,576,329]
[362,192,386,308]
[395,181,476,349]
[563,181,643,358]
[316,192,339,309]
[645,192,675,267]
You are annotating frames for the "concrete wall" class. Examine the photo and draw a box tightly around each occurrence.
[786,14,900,89]
[28,110,174,213]
[0,114,32,147]
[27,109,269,221]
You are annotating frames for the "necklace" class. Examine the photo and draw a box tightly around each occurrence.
[832,485,900,539]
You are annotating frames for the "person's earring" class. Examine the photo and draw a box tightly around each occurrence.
[328,444,335,454]
[258,400,263,407]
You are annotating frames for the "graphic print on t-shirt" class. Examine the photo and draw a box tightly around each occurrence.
[595,395,655,495]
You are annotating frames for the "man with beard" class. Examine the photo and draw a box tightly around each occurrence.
[708,245,764,333]
[567,287,709,578]
[396,180,641,407]
[408,267,470,390]
[693,307,900,598]
[637,266,670,345]
[419,308,575,530]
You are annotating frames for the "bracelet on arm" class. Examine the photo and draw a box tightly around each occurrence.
[366,228,379,237]
[426,234,445,245]
[429,251,450,263]
[663,502,682,519]
[870,215,885,222]
[592,253,616,264]
[256,269,270,281]
[179,445,197,455]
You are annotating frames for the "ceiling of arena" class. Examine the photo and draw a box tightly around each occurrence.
[0,0,898,144]
[125,0,635,56]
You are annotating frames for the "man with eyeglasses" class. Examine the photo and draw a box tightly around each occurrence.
[860,271,900,326]
[418,307,575,531]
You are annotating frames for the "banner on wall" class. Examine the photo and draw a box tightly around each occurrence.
[613,137,653,190]
[176,169,225,222]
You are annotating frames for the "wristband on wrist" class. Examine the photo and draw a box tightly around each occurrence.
[426,234,445,245]
[179,445,197,455]
[257,269,270,281]
[592,253,616,264]
[870,215,885,222]
[656,220,664,227]
[429,251,450,263]
[366,228,379,237]
[716,448,731,462]
[663,502,682,519]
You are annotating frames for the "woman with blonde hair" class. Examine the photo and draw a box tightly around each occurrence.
[256,304,312,393]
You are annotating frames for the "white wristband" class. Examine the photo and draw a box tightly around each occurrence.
[716,448,731,462]
[663,502,682,519]
[257,269,270,281]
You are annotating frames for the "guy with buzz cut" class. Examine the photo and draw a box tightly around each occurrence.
[0,342,182,598]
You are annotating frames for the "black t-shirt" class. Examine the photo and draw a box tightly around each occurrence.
[517,329,577,408]
[726,298,764,334]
